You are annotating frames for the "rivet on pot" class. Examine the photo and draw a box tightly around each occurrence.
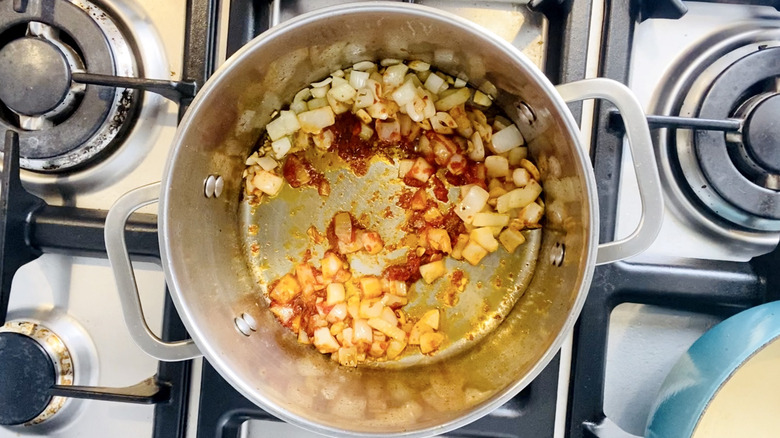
[234,316,252,336]
[241,313,257,331]
[213,176,224,198]
[204,175,217,198]
[517,101,537,125]
[551,242,565,267]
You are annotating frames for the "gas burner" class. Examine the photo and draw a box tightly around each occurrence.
[0,311,97,432]
[0,0,140,173]
[654,24,780,234]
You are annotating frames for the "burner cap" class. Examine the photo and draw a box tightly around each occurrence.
[0,332,54,425]
[743,94,780,175]
[0,38,71,116]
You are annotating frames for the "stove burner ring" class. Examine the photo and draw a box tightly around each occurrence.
[0,0,140,173]
[0,322,74,426]
[730,92,780,189]
[693,46,780,223]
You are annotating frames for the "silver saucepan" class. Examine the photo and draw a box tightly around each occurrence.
[104,3,663,436]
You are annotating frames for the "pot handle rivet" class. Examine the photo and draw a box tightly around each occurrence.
[234,317,252,337]
[551,242,565,267]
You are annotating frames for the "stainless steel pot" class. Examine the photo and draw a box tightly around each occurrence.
[104,3,663,436]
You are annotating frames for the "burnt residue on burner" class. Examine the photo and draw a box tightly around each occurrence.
[0,0,143,174]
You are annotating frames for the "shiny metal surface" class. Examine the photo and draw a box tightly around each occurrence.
[157,3,599,436]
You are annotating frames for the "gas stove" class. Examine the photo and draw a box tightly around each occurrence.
[0,1,778,438]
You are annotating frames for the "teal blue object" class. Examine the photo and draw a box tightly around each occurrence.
[645,300,780,438]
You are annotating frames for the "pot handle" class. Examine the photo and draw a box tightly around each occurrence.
[105,182,202,361]
[556,78,663,265]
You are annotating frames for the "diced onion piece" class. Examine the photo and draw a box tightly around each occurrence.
[473,90,492,107]
[338,346,358,367]
[419,332,445,354]
[430,112,458,134]
[508,146,528,166]
[270,304,294,324]
[307,97,328,110]
[354,88,375,109]
[334,212,353,243]
[298,330,310,344]
[359,299,384,319]
[327,303,348,323]
[367,318,406,341]
[386,339,407,360]
[311,77,332,88]
[327,92,351,114]
[380,307,399,326]
[271,136,291,159]
[468,131,485,162]
[419,260,446,284]
[381,294,408,309]
[256,156,278,171]
[462,240,488,266]
[398,159,415,178]
[313,129,334,150]
[513,168,531,187]
[358,123,374,140]
[269,273,300,304]
[328,82,357,102]
[426,229,452,253]
[470,227,499,252]
[408,157,434,183]
[454,77,467,88]
[419,309,440,330]
[455,185,489,224]
[472,212,510,228]
[252,170,284,196]
[499,228,526,253]
[297,106,336,134]
[495,180,543,213]
[485,155,510,178]
[313,327,340,353]
[359,276,383,299]
[360,230,384,254]
[435,87,471,112]
[354,108,372,124]
[450,234,469,260]
[353,319,373,345]
[376,118,401,143]
[326,283,346,306]
[349,70,369,89]
[353,60,376,71]
[490,124,524,153]
[311,86,329,99]
[265,111,300,141]
[383,63,409,90]
[380,58,402,66]
[520,158,541,180]
[409,320,434,345]
[391,80,418,106]
[518,202,544,226]
[408,60,430,72]
[424,73,447,94]
[290,100,307,114]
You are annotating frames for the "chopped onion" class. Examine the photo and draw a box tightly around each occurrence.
[485,155,510,178]
[434,87,471,111]
[311,85,329,99]
[383,63,409,90]
[353,319,373,344]
[398,159,414,178]
[391,80,417,106]
[256,156,278,171]
[408,60,430,72]
[328,82,357,102]
[367,318,406,341]
[310,77,332,88]
[349,70,369,89]
[495,180,543,213]
[472,212,510,228]
[376,118,401,143]
[419,260,447,284]
[252,170,283,196]
[313,327,340,353]
[430,112,457,135]
[419,332,445,354]
[468,131,485,161]
[334,212,353,243]
[454,77,467,88]
[297,106,336,133]
[513,168,531,187]
[353,60,376,71]
[462,240,488,266]
[265,111,300,141]
[354,88,375,109]
[499,228,526,253]
[490,124,524,153]
[473,90,492,107]
[508,146,528,166]
[380,58,402,66]
[408,157,434,183]
[455,185,489,224]
[424,73,447,94]
[271,136,292,159]
[307,97,328,110]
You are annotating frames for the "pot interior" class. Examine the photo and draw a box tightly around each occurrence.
[161,3,596,435]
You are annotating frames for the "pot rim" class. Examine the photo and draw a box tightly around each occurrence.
[160,2,599,436]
